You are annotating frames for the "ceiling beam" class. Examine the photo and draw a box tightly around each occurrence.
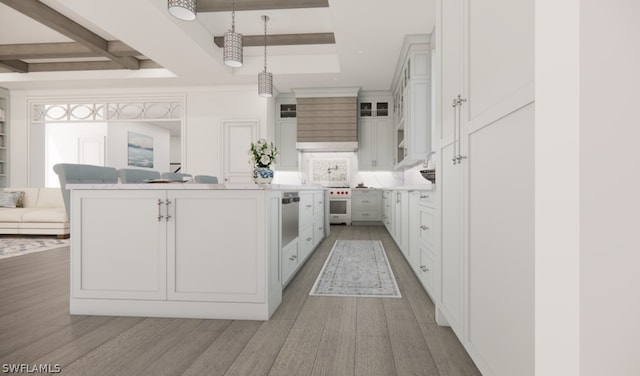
[0,0,140,69]
[0,42,141,60]
[214,33,335,48]
[0,60,28,73]
[27,60,161,73]
[197,0,329,12]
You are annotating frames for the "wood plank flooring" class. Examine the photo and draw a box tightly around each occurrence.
[0,225,481,376]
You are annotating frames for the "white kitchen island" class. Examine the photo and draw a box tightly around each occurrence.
[67,183,314,320]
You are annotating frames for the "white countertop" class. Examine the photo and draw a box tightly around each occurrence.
[66,183,328,191]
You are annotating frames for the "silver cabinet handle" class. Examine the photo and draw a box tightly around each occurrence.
[452,98,458,165]
[362,200,370,203]
[421,225,429,230]
[363,213,369,216]
[456,95,467,163]
[289,255,297,261]
[157,199,164,222]
[318,227,323,230]
[306,237,312,242]
[165,199,172,222]
[420,194,429,199]
[306,204,312,208]
[420,265,429,272]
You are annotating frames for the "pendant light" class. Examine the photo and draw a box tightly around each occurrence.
[258,15,273,97]
[167,0,197,21]
[223,0,243,67]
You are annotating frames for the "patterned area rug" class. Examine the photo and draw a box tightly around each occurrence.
[0,236,70,259]
[310,240,401,298]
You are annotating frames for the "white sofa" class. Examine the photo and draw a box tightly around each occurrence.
[0,188,70,237]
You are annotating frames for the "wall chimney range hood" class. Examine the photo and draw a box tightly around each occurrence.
[293,87,360,152]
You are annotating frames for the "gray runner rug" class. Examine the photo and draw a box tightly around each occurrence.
[310,240,401,298]
[0,236,69,259]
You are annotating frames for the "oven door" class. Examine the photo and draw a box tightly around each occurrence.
[329,199,349,215]
[329,198,351,224]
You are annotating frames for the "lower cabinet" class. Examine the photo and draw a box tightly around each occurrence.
[352,189,382,222]
[282,190,326,288]
[282,240,299,284]
[70,188,282,320]
[388,189,438,301]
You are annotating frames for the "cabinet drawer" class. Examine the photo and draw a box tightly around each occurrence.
[418,245,435,293]
[313,191,325,215]
[298,223,314,261]
[352,209,380,221]
[299,193,314,223]
[418,207,435,247]
[282,241,299,286]
[314,217,325,246]
[417,191,435,208]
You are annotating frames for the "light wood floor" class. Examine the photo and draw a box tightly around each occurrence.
[0,225,481,376]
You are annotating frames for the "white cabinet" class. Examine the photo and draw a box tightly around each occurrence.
[436,0,534,374]
[358,95,393,171]
[392,190,409,256]
[71,190,168,301]
[70,188,282,320]
[382,190,392,230]
[276,120,298,171]
[283,190,325,287]
[0,88,8,188]
[358,118,393,170]
[351,189,382,222]
[392,35,432,168]
[276,95,299,171]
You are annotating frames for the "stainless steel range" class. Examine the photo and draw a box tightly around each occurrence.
[328,187,351,225]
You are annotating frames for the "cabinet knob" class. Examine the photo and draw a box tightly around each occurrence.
[420,225,429,230]
[306,237,312,242]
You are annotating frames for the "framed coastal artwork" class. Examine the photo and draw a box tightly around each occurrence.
[127,131,154,168]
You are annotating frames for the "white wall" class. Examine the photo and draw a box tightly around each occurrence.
[107,121,170,172]
[45,122,108,187]
[8,85,271,187]
[579,1,640,375]
[537,1,640,375]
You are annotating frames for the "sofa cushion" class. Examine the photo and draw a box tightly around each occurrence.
[0,191,24,208]
[2,188,40,208]
[0,208,30,221]
[35,188,64,208]
[21,208,68,223]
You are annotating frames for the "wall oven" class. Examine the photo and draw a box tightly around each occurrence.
[328,188,351,225]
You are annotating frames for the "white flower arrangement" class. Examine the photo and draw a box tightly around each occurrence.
[249,138,278,168]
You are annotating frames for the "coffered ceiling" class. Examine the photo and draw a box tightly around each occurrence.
[0,0,434,92]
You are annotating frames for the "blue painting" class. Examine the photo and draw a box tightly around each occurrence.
[127,131,154,168]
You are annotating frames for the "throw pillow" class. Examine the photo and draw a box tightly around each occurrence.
[0,191,25,208]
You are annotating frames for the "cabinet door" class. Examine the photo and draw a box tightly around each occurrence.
[357,118,376,170]
[437,0,463,144]
[418,245,435,296]
[223,120,257,183]
[299,192,314,224]
[439,142,462,336]
[281,240,299,287]
[313,217,324,248]
[71,190,167,300]
[313,191,325,217]
[373,118,393,170]
[298,222,314,262]
[277,120,298,171]
[167,191,266,303]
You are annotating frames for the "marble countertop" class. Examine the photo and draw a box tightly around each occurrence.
[66,183,328,191]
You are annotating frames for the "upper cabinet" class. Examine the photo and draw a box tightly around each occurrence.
[275,94,299,171]
[392,35,432,168]
[0,88,8,188]
[358,94,393,171]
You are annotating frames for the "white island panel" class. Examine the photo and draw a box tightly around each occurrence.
[168,191,264,302]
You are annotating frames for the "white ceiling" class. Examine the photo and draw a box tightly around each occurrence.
[0,0,435,93]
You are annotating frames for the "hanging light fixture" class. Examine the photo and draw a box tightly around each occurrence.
[223,0,243,67]
[167,0,197,21]
[258,15,273,97]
